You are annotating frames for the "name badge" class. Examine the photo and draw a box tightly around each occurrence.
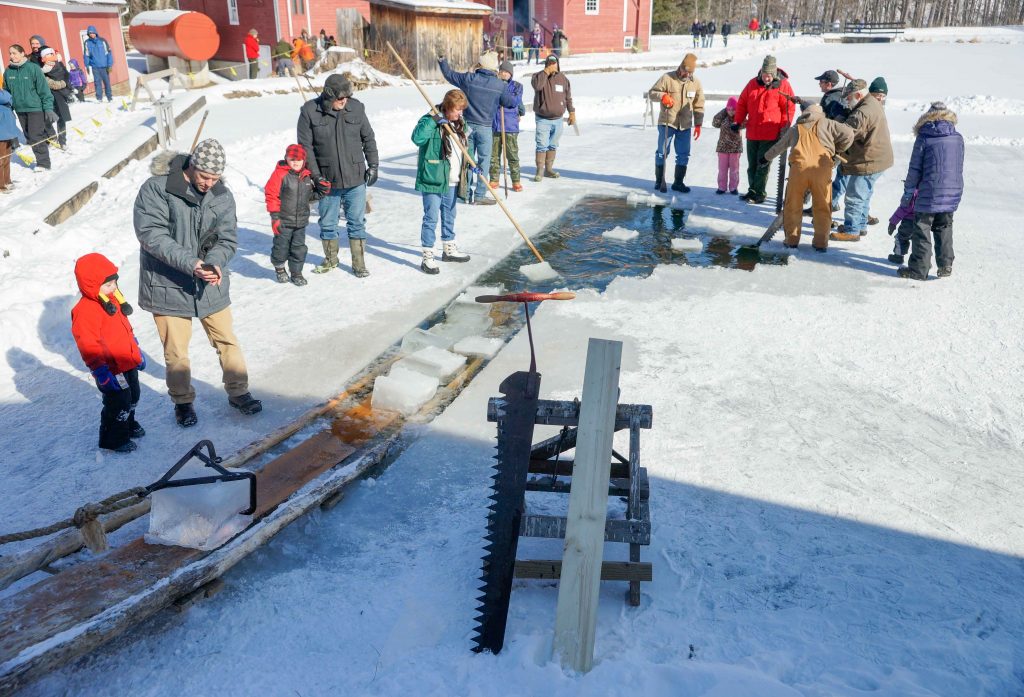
[555,84,564,93]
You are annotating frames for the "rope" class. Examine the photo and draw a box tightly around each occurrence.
[0,486,148,545]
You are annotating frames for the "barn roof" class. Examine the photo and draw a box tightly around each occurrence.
[368,0,492,15]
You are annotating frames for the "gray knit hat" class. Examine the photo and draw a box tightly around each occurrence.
[190,139,226,175]
[929,101,948,111]
[498,61,514,76]
[761,55,777,78]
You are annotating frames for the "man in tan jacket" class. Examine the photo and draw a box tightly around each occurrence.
[762,104,854,250]
[831,79,893,241]
[648,53,705,193]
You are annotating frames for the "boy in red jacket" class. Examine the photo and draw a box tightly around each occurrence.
[71,253,146,453]
[265,143,317,285]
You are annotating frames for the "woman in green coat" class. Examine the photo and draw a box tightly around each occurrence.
[411,89,474,274]
[4,44,54,170]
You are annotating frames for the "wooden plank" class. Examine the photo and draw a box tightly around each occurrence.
[528,457,630,479]
[524,474,649,500]
[488,399,652,429]
[552,338,622,673]
[627,412,642,522]
[515,560,652,583]
[520,507,650,545]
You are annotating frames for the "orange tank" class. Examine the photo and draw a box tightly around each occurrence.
[129,10,220,62]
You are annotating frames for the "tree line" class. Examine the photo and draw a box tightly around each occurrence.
[653,0,1024,33]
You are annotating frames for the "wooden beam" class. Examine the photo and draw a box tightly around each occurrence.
[552,338,622,673]
[528,458,631,479]
[488,399,652,430]
[524,473,649,500]
[515,560,652,582]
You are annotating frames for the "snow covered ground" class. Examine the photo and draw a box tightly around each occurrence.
[3,28,1024,696]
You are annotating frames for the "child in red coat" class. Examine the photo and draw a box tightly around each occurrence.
[71,253,146,452]
[264,143,317,285]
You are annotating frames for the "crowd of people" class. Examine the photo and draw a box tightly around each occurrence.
[1,27,116,186]
[62,44,961,452]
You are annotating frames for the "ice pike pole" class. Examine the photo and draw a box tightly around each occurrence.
[469,291,574,654]
[384,41,558,282]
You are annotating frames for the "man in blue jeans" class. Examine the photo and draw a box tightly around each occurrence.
[531,55,575,182]
[438,50,516,205]
[297,74,379,277]
[83,26,114,102]
[829,79,893,242]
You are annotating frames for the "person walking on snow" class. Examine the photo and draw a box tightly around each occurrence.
[71,253,147,453]
[706,20,717,47]
[297,74,379,277]
[489,61,525,192]
[691,21,701,49]
[264,143,319,285]
[829,79,893,241]
[886,190,917,265]
[897,102,964,280]
[68,58,87,102]
[648,53,705,194]
[437,49,516,205]
[412,89,475,274]
[721,21,732,46]
[712,96,743,194]
[527,24,543,64]
[244,29,261,79]
[551,25,567,57]
[133,139,262,427]
[4,44,55,171]
[531,54,575,182]
[731,55,795,204]
[748,17,759,39]
[760,103,855,251]
[83,26,113,102]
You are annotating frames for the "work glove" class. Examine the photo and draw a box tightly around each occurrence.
[92,365,127,393]
[660,93,675,108]
[469,166,483,176]
[134,337,146,371]
[433,115,450,126]
[887,223,896,236]
[270,214,281,235]
[315,177,332,195]
[693,125,701,140]
[567,112,576,126]
[44,110,58,124]
[364,165,378,187]
[729,122,740,132]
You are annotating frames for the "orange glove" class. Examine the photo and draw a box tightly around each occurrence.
[693,125,701,140]
[660,93,675,108]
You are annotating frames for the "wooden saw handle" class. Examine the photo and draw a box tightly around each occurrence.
[475,292,576,304]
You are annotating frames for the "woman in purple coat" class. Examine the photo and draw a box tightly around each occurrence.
[898,102,964,280]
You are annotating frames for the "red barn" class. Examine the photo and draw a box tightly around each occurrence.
[176,0,371,64]
[482,0,651,55]
[0,0,130,95]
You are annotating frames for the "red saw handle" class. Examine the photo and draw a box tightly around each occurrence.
[475,292,576,304]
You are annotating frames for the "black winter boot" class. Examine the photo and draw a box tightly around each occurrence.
[654,165,667,193]
[175,403,198,427]
[671,165,690,193]
[229,392,263,415]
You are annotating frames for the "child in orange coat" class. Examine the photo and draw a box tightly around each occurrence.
[71,253,146,452]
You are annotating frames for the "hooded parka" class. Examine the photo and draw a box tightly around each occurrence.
[71,253,142,375]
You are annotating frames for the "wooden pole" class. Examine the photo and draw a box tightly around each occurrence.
[500,107,509,197]
[551,338,623,673]
[384,41,545,264]
[189,110,209,152]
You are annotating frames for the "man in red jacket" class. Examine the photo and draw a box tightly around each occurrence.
[731,55,795,204]
[244,29,260,79]
[71,253,147,453]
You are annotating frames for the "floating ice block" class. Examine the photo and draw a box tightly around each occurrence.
[445,294,493,324]
[429,314,493,343]
[393,346,466,383]
[626,192,672,208]
[401,327,452,354]
[602,226,640,242]
[371,366,438,415]
[146,462,253,551]
[671,237,703,252]
[453,336,503,359]
[519,261,560,282]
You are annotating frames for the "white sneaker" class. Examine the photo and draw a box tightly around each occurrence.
[442,241,470,263]
[421,247,439,275]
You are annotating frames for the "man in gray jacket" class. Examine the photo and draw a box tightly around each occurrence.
[297,74,379,277]
[133,139,261,427]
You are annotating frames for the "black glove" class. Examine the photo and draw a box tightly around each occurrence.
[757,156,769,169]
[729,122,740,132]
[364,165,378,187]
[314,177,332,195]
[44,110,58,124]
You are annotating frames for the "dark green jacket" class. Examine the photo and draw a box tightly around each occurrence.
[3,61,53,113]
[412,113,466,194]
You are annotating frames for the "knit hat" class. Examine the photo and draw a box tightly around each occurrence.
[869,76,888,95]
[761,55,777,78]
[681,53,697,72]
[498,61,514,76]
[928,101,948,111]
[323,74,352,100]
[30,35,45,45]
[285,143,306,162]
[40,47,56,62]
[726,96,738,110]
[190,139,226,175]
[479,51,499,72]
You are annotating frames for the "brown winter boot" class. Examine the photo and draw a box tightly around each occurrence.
[533,151,544,182]
[544,150,560,178]
[312,239,339,273]
[349,238,369,278]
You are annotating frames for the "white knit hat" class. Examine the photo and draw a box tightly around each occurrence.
[478,51,499,72]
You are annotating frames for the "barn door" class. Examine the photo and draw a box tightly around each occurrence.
[335,9,366,52]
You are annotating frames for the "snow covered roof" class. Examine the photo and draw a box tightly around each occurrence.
[369,0,492,14]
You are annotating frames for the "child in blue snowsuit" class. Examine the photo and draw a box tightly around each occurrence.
[489,62,526,192]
